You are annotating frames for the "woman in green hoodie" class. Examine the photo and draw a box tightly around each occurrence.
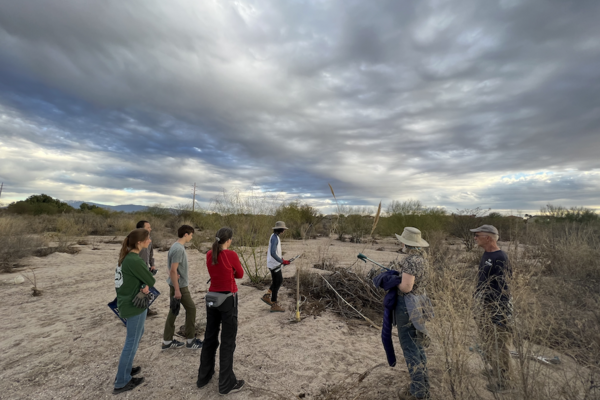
[113,228,156,395]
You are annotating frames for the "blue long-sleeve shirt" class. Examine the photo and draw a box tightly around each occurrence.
[373,270,402,367]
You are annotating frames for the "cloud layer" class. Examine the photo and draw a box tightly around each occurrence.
[1,0,599,213]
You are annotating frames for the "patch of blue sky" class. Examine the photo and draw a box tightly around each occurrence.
[124,188,144,193]
[501,171,555,180]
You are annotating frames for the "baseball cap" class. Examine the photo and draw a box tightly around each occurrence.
[469,225,498,235]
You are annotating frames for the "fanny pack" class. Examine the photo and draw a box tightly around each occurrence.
[205,292,234,308]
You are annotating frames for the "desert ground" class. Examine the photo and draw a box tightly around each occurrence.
[0,236,585,400]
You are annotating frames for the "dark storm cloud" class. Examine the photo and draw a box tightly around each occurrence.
[1,0,599,211]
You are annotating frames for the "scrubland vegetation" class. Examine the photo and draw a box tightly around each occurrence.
[1,192,599,399]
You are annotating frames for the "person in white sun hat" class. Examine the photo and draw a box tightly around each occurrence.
[394,227,432,400]
[261,221,291,313]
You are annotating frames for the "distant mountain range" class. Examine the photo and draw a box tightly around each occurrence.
[64,200,149,213]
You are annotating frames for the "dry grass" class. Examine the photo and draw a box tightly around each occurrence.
[295,228,600,400]
[0,216,47,272]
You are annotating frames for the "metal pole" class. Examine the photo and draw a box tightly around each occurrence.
[296,267,301,322]
[0,182,3,199]
[192,182,196,212]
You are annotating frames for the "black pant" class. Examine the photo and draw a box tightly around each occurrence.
[197,295,238,393]
[269,268,283,302]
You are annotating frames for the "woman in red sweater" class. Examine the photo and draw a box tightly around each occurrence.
[197,227,245,395]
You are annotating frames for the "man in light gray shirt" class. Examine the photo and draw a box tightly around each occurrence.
[162,225,203,350]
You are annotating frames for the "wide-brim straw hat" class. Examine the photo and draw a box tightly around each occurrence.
[272,221,289,230]
[395,227,429,248]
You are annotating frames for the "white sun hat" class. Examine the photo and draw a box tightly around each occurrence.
[395,227,429,248]
[272,221,289,230]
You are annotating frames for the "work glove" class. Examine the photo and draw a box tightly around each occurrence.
[150,267,157,276]
[282,259,291,265]
[170,296,181,316]
[132,292,150,309]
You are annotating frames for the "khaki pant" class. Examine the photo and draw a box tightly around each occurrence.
[475,314,513,383]
[163,286,196,340]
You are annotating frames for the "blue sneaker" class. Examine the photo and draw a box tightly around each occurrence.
[186,338,203,349]
[161,339,184,350]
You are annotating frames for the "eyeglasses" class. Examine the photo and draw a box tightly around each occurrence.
[474,233,487,238]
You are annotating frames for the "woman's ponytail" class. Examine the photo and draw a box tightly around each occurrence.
[118,228,150,266]
[212,227,233,265]
[118,236,129,266]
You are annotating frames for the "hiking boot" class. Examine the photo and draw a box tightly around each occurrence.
[161,339,185,350]
[131,366,141,376]
[261,293,273,306]
[219,379,245,395]
[186,338,203,349]
[270,302,285,313]
[146,308,158,317]
[113,377,145,395]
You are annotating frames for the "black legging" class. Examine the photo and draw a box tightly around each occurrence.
[197,294,238,393]
[269,268,283,302]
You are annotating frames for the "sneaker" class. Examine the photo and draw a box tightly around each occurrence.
[186,338,203,349]
[261,293,273,306]
[146,308,158,317]
[270,302,285,313]
[161,339,185,350]
[219,379,245,395]
[113,377,145,395]
[131,366,141,376]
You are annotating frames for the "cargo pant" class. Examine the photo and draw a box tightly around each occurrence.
[163,286,196,340]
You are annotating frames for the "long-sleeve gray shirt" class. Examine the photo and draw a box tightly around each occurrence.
[138,239,155,269]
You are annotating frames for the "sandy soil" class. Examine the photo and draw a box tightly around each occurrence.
[0,236,580,399]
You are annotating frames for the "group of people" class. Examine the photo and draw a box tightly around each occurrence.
[382,224,513,400]
[112,219,513,399]
[112,220,292,395]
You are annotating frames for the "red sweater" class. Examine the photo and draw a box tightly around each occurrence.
[206,249,244,293]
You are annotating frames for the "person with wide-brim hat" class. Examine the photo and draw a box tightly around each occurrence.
[394,227,431,400]
[395,227,430,249]
[261,221,290,312]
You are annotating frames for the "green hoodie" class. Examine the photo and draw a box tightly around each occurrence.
[115,252,156,319]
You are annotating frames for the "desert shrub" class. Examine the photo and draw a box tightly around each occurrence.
[7,194,75,215]
[540,204,600,223]
[275,201,321,239]
[144,204,170,218]
[334,214,365,242]
[210,189,280,283]
[0,216,46,272]
[105,215,137,234]
[447,207,490,251]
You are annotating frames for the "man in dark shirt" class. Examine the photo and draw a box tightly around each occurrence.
[471,224,513,393]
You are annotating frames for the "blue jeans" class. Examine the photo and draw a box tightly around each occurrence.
[396,296,429,398]
[114,309,147,389]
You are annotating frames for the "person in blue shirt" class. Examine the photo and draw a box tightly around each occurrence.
[261,221,290,313]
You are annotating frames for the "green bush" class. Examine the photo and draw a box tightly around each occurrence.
[7,194,75,215]
[275,201,321,239]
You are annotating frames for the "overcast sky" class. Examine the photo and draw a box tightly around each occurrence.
[1,0,599,214]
